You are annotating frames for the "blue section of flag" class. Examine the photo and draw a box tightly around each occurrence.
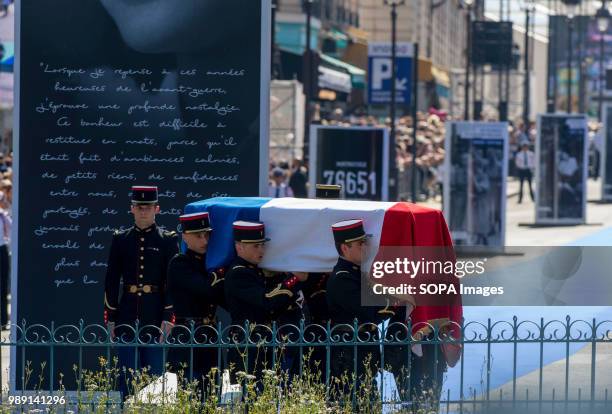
[184,197,271,270]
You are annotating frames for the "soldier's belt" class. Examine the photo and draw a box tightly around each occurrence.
[124,284,160,294]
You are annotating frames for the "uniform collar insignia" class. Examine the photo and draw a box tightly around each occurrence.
[237,256,257,268]
[338,256,359,269]
[186,249,204,261]
[135,223,156,233]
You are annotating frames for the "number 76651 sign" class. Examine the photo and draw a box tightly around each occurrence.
[322,170,377,196]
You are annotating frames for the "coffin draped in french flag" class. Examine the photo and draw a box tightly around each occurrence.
[184,197,462,338]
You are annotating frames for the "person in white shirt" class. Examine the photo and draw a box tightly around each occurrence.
[515,143,535,203]
[268,167,294,198]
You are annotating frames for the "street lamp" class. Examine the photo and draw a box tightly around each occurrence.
[303,0,313,162]
[463,0,474,120]
[597,1,610,120]
[523,2,535,130]
[383,0,405,201]
[563,0,580,113]
[271,0,281,80]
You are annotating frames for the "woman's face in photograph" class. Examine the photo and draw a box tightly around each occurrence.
[100,0,249,53]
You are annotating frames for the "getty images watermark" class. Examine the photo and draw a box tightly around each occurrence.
[362,246,612,306]
[370,256,502,297]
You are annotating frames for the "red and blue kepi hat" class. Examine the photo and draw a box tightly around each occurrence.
[233,221,270,243]
[178,212,212,233]
[131,185,158,205]
[332,219,368,244]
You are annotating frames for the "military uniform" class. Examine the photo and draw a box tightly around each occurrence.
[224,221,303,383]
[103,186,178,397]
[225,257,301,326]
[326,220,397,390]
[327,256,396,326]
[300,272,330,379]
[104,224,178,327]
[300,184,340,378]
[265,270,306,377]
[166,212,225,392]
[302,273,329,325]
[304,183,340,327]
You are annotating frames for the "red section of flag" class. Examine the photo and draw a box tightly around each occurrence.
[379,202,463,342]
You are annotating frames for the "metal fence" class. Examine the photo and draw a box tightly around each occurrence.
[0,315,611,413]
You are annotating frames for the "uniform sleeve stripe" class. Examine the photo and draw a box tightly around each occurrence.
[265,284,294,298]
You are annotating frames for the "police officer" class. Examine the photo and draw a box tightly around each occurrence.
[166,212,225,392]
[103,185,178,397]
[326,219,397,390]
[224,221,307,384]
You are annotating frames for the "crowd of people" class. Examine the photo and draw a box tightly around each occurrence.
[268,109,571,203]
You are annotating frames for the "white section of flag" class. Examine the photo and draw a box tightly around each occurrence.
[259,198,396,273]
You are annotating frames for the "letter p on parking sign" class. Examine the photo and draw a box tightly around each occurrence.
[367,42,413,105]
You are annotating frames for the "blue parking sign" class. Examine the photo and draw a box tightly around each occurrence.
[367,42,413,105]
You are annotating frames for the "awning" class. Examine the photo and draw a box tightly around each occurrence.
[275,14,321,55]
[418,58,434,82]
[320,53,365,89]
[345,26,369,45]
[318,65,351,94]
[277,47,356,94]
[431,66,450,88]
[321,29,350,58]
[322,29,349,45]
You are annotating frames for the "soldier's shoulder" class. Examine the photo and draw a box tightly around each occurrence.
[210,266,227,277]
[161,228,178,238]
[168,252,190,269]
[331,263,351,277]
[112,227,130,238]
[169,252,188,262]
[328,268,354,289]
[226,261,252,276]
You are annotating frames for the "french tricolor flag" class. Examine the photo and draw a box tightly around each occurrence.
[184,197,462,334]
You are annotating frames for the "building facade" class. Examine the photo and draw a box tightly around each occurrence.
[359,0,470,71]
